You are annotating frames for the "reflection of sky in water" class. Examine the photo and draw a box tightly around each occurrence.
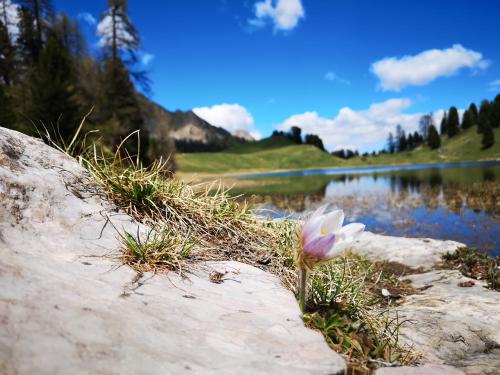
[325,175,395,196]
[247,162,500,255]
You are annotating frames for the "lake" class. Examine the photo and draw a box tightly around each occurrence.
[233,161,500,255]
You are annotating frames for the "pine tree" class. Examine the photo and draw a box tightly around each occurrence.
[19,0,52,48]
[289,126,302,144]
[17,6,38,65]
[440,112,447,135]
[51,12,86,58]
[0,0,19,41]
[418,114,433,139]
[17,0,53,63]
[0,83,15,128]
[491,94,500,128]
[396,125,407,152]
[387,132,395,154]
[478,100,491,134]
[0,20,16,85]
[100,57,146,155]
[427,125,441,150]
[29,36,79,140]
[468,103,478,125]
[304,134,325,151]
[461,109,473,129]
[98,0,139,64]
[481,121,495,149]
[97,0,149,160]
[447,106,460,137]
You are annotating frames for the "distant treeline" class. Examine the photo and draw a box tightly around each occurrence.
[387,94,499,154]
[272,93,498,158]
[0,0,174,164]
[272,126,326,151]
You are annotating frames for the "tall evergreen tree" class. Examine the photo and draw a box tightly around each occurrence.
[0,20,16,85]
[427,125,441,150]
[447,106,460,137]
[395,124,407,152]
[19,0,52,48]
[17,0,53,63]
[0,83,15,128]
[304,134,325,151]
[97,0,149,159]
[461,109,473,129]
[289,126,302,144]
[440,111,448,135]
[29,36,79,140]
[478,100,491,134]
[468,103,478,125]
[491,94,500,128]
[17,6,38,65]
[481,121,495,149]
[0,0,19,41]
[387,132,395,154]
[418,114,433,139]
[98,0,139,64]
[51,12,86,58]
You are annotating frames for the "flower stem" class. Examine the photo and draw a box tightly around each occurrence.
[298,263,308,313]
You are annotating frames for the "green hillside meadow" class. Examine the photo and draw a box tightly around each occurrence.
[177,127,500,175]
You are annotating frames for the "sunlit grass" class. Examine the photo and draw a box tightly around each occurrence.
[304,254,419,373]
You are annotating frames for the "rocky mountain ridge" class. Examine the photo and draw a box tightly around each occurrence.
[138,96,251,153]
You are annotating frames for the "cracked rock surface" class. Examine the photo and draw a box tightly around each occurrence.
[0,127,346,375]
[353,234,500,375]
[396,270,500,375]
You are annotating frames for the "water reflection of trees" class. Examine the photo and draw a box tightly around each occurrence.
[242,168,499,216]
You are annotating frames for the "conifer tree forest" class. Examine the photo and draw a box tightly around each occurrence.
[0,0,171,163]
[387,93,499,154]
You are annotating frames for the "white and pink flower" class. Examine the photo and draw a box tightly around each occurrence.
[300,205,365,266]
[296,205,365,312]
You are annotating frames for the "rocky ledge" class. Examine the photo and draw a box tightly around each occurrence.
[1,127,498,375]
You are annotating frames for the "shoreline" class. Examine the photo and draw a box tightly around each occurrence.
[176,157,500,183]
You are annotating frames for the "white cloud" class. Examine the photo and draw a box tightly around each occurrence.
[371,44,490,91]
[250,131,263,140]
[193,104,257,135]
[78,12,97,25]
[489,79,500,91]
[250,0,304,31]
[0,0,19,40]
[324,71,350,85]
[141,53,154,66]
[97,13,135,48]
[277,98,425,151]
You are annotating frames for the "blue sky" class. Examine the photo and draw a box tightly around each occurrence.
[56,0,500,152]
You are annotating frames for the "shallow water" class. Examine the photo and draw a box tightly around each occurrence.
[234,161,500,255]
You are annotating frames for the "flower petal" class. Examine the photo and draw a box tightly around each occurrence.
[320,210,344,235]
[338,223,365,241]
[310,204,328,220]
[302,216,323,245]
[303,232,336,258]
[325,239,352,258]
[302,205,328,244]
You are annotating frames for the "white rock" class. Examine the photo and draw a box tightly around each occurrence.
[351,232,464,269]
[375,364,466,375]
[396,270,500,375]
[0,127,346,375]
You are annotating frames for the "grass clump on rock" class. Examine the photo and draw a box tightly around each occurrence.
[442,247,500,291]
[304,254,419,373]
[80,144,297,286]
